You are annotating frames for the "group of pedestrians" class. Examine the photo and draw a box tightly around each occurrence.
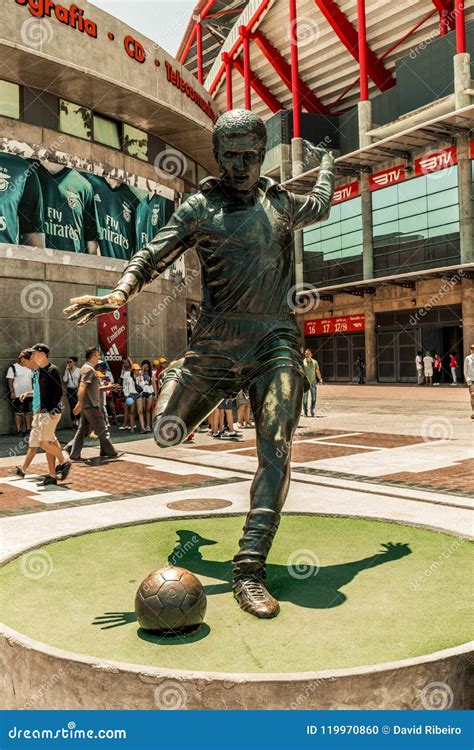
[415,351,459,386]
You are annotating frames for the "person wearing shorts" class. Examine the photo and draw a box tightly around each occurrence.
[20,344,71,486]
[65,109,335,619]
[6,357,33,436]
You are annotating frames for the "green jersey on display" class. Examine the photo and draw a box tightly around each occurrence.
[34,163,98,252]
[0,152,43,243]
[85,174,140,259]
[135,193,173,248]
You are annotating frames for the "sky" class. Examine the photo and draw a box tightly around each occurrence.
[89,0,197,56]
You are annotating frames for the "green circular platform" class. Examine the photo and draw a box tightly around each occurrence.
[1,515,471,673]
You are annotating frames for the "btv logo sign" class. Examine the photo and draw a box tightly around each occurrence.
[370,166,406,191]
[415,147,457,175]
[332,181,359,205]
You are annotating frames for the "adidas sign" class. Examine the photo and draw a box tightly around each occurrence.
[105,343,122,361]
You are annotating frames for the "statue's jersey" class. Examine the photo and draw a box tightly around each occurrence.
[123,173,335,316]
[0,152,43,244]
[33,163,98,253]
[85,174,140,260]
[135,193,173,248]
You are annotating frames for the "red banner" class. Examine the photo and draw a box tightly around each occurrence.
[97,294,128,381]
[332,181,359,205]
[415,146,457,176]
[471,138,474,159]
[305,314,365,336]
[370,165,406,191]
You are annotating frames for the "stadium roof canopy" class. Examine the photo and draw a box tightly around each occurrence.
[178,0,474,120]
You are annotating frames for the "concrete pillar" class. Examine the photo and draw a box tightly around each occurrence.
[461,277,474,360]
[358,100,372,149]
[361,173,374,280]
[291,137,304,177]
[280,143,292,183]
[457,132,473,265]
[454,53,471,110]
[292,137,305,287]
[364,295,377,383]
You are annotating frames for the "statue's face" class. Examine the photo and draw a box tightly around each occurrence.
[215,133,264,192]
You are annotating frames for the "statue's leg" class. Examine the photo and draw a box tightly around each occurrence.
[153,359,220,447]
[232,366,304,618]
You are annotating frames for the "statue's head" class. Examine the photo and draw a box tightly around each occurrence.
[213,109,267,192]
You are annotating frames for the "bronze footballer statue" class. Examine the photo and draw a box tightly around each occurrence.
[65,109,335,619]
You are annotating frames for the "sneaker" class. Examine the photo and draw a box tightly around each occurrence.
[118,426,127,431]
[41,475,57,487]
[14,466,25,478]
[56,461,72,481]
[99,451,123,460]
[233,574,280,618]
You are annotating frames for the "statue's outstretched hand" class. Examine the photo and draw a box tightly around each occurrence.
[314,147,334,171]
[64,290,126,327]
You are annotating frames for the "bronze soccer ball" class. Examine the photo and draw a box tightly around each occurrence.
[135,566,207,634]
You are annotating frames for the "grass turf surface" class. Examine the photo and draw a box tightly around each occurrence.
[1,515,472,673]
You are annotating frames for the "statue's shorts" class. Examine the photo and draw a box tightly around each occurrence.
[177,311,307,398]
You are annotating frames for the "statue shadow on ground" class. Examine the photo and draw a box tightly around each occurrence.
[167,531,412,609]
[92,531,412,632]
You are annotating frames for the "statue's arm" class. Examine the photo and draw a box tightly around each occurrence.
[64,197,202,326]
[288,150,336,231]
[114,198,201,302]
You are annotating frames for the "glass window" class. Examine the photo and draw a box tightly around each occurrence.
[323,236,342,253]
[59,99,92,140]
[123,124,148,161]
[427,222,459,239]
[340,197,361,219]
[398,196,427,219]
[401,214,428,235]
[427,204,459,228]
[428,187,458,211]
[93,114,120,149]
[398,176,426,202]
[372,183,398,210]
[426,168,457,193]
[321,222,341,240]
[373,204,398,225]
[0,80,20,119]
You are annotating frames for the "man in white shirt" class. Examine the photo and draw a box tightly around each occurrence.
[415,351,424,385]
[423,352,434,386]
[6,357,33,436]
[463,344,474,419]
[63,356,81,428]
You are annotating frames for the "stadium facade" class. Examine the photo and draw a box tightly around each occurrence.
[0,0,217,432]
[179,0,474,384]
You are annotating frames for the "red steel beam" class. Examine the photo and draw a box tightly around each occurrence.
[208,0,271,95]
[313,0,395,91]
[233,55,284,113]
[196,21,204,84]
[289,0,301,136]
[252,29,331,114]
[357,0,368,101]
[223,53,233,109]
[455,0,466,53]
[240,26,252,109]
[179,21,198,64]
